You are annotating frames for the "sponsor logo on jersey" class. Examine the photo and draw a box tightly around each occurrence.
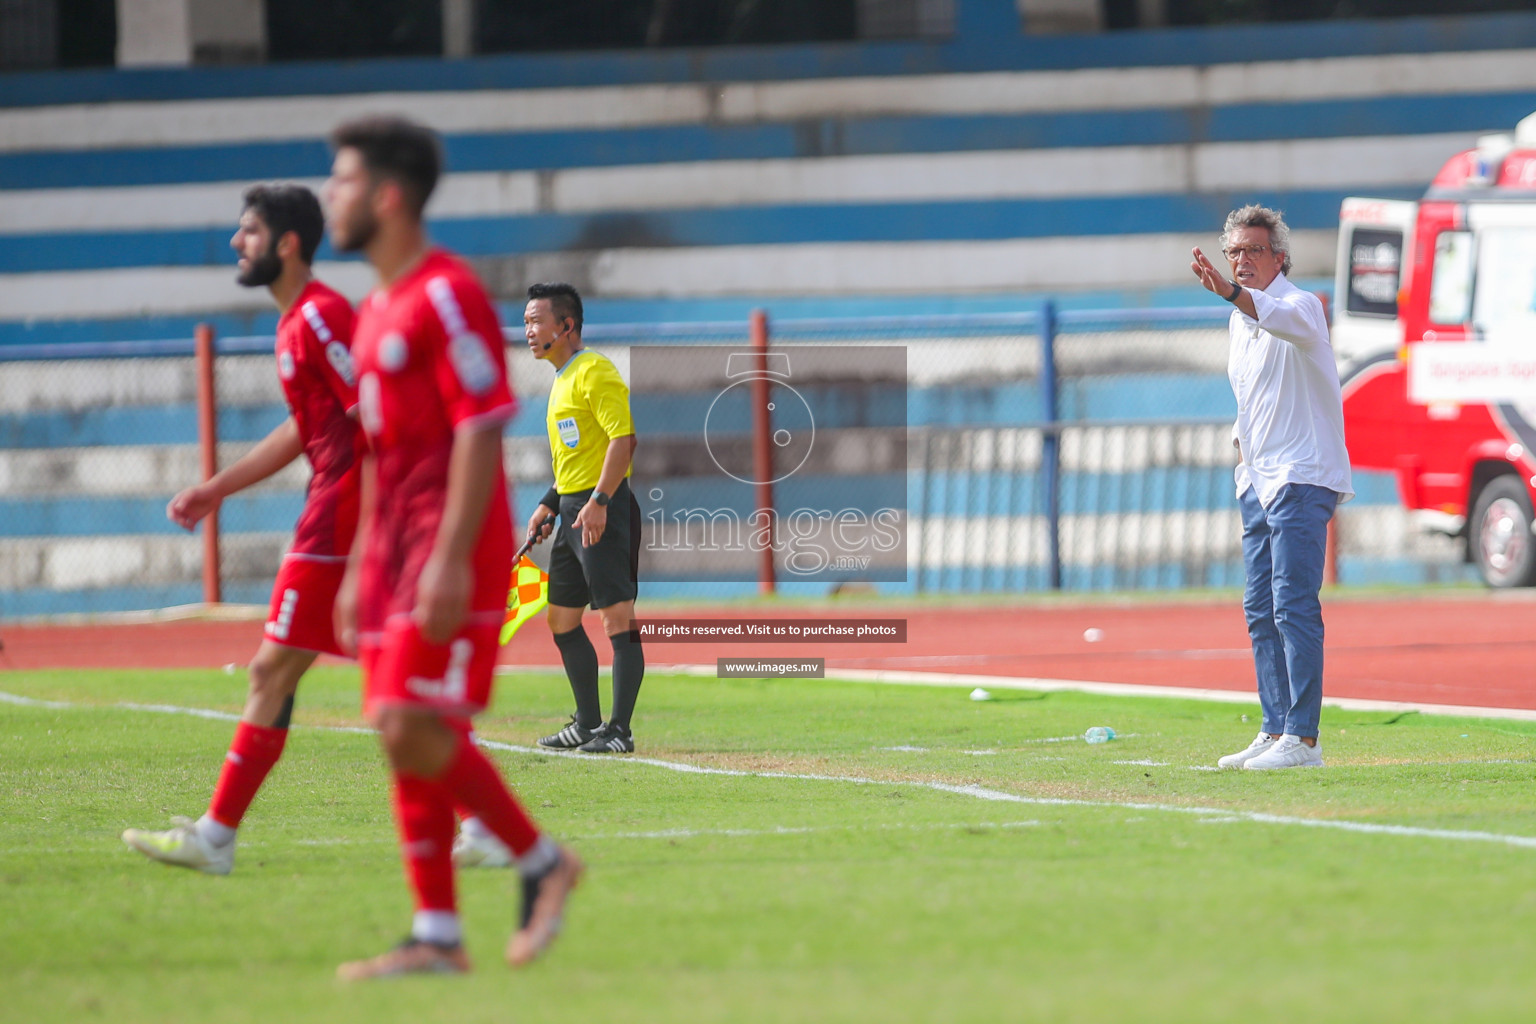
[277,349,297,381]
[557,416,581,448]
[425,275,502,394]
[325,340,356,387]
[448,332,499,395]
[378,332,409,373]
[301,301,334,343]
[425,277,469,337]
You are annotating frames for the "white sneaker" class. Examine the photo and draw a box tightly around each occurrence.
[1243,734,1324,770]
[1217,731,1278,769]
[452,827,513,869]
[122,816,234,875]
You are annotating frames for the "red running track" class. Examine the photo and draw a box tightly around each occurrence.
[3,593,1532,711]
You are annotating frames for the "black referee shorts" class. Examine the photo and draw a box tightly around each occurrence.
[549,479,641,610]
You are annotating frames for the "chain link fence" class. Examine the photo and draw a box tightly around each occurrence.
[0,306,1472,619]
[0,341,295,615]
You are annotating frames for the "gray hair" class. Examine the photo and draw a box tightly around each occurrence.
[1220,204,1292,275]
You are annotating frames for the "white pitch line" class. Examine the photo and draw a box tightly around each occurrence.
[0,691,70,709]
[6,690,1536,852]
[242,820,1050,849]
[584,820,1042,841]
[1,821,1039,856]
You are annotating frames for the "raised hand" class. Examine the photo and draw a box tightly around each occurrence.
[1190,247,1230,296]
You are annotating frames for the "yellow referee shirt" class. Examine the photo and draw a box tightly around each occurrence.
[546,349,634,494]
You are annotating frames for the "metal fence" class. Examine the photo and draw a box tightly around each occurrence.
[0,305,1472,619]
[765,307,1250,593]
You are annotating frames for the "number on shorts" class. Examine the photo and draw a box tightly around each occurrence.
[443,638,473,704]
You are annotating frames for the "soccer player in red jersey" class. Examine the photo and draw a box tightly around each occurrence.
[123,184,362,876]
[323,116,582,980]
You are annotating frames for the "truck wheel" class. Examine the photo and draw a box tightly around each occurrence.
[1471,475,1536,588]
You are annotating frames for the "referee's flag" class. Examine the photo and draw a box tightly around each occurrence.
[501,555,549,644]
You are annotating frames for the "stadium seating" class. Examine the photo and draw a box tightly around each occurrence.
[4,12,1532,613]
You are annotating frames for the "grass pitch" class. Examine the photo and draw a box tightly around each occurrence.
[4,666,1536,1024]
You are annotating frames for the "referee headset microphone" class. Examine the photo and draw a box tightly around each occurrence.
[542,317,569,352]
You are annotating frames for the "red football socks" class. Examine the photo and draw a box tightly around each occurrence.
[393,771,457,912]
[438,733,540,857]
[207,721,288,829]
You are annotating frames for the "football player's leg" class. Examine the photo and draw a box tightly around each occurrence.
[123,640,314,874]
[207,640,316,832]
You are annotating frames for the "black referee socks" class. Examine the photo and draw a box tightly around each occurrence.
[608,631,645,733]
[552,626,602,730]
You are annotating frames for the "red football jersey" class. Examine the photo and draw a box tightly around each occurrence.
[275,279,361,558]
[350,249,517,631]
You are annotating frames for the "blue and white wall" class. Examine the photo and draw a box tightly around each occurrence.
[3,11,1527,614]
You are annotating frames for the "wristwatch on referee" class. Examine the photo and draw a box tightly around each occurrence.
[592,490,611,507]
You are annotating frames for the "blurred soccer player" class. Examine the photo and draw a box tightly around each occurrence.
[324,116,581,979]
[123,184,361,875]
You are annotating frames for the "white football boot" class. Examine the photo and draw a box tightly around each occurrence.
[122,816,234,875]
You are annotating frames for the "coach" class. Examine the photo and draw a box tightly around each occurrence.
[1191,205,1353,771]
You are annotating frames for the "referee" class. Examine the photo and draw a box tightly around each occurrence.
[522,283,643,754]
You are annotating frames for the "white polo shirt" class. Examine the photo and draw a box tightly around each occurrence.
[1228,272,1354,508]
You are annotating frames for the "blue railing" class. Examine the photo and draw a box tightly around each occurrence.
[0,303,1459,618]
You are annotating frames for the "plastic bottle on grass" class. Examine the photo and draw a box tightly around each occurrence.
[1083,726,1116,744]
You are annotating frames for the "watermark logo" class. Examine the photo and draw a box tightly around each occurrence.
[703,352,815,485]
[631,344,907,583]
[642,489,902,575]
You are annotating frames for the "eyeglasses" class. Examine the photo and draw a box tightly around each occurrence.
[1223,244,1271,261]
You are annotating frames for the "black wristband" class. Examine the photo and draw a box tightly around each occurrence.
[592,490,611,507]
[1226,280,1243,302]
[541,487,559,510]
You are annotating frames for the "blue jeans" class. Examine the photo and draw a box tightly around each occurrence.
[1239,484,1337,739]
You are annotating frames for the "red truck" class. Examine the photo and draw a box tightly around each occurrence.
[1336,110,1536,587]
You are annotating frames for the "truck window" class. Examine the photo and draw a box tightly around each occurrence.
[1345,226,1402,317]
[1429,230,1475,326]
[1472,227,1536,341]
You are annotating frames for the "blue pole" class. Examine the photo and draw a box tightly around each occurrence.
[1040,300,1061,590]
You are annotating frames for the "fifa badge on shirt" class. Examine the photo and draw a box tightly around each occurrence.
[277,350,297,381]
[557,416,580,448]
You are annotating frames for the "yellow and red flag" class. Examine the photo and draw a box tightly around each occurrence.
[501,554,549,644]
